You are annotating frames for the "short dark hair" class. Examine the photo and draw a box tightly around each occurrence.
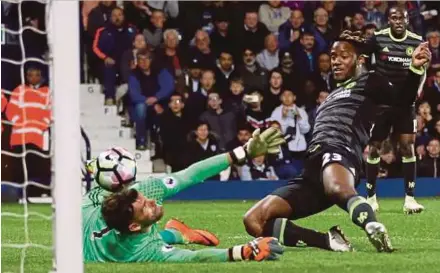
[101,189,138,233]
[300,31,314,39]
[136,48,153,60]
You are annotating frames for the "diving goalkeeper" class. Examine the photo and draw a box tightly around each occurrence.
[83,128,285,263]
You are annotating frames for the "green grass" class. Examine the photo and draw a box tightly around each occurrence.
[2,199,440,273]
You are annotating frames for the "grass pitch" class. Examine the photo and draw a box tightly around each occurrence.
[2,199,440,273]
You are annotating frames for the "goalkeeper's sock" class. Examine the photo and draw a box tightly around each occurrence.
[347,196,377,229]
[160,229,185,244]
[263,218,330,250]
[402,156,416,197]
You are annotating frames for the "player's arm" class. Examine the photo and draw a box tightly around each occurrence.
[138,238,283,263]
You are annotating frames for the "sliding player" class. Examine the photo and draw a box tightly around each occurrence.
[365,6,424,214]
[243,31,430,253]
[83,128,285,262]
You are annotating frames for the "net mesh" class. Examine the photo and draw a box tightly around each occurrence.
[1,0,54,272]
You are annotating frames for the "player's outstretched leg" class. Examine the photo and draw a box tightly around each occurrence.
[399,134,424,214]
[322,163,394,252]
[243,194,352,252]
[366,141,381,212]
[163,218,220,246]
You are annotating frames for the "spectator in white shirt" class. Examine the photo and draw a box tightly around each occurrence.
[270,89,310,154]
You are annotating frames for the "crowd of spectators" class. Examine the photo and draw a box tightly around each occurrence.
[80,0,440,181]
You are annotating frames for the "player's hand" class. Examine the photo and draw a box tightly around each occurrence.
[412,42,431,68]
[245,128,286,158]
[242,237,284,261]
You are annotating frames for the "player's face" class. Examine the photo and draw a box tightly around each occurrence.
[270,72,283,89]
[237,130,251,144]
[388,9,408,36]
[169,96,184,113]
[131,192,164,229]
[111,9,124,27]
[26,70,42,85]
[219,53,233,71]
[330,41,357,81]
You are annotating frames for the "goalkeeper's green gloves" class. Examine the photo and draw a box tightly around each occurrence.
[228,237,284,262]
[229,127,286,165]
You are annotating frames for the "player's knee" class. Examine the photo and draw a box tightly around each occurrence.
[243,210,264,237]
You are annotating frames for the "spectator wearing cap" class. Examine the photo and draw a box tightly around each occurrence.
[93,7,136,105]
[256,34,280,71]
[264,68,284,113]
[418,138,440,177]
[427,30,440,76]
[243,89,272,130]
[234,9,270,55]
[309,7,335,54]
[278,9,306,50]
[214,49,239,95]
[210,10,235,57]
[185,121,220,180]
[159,92,190,172]
[278,50,299,91]
[200,91,238,150]
[187,30,216,71]
[185,70,216,127]
[362,0,385,29]
[179,57,203,94]
[128,49,174,150]
[258,1,291,35]
[422,70,440,115]
[143,9,166,49]
[155,29,183,77]
[237,48,268,92]
[270,89,310,156]
[293,31,319,78]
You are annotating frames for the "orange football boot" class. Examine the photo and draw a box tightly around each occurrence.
[164,218,220,246]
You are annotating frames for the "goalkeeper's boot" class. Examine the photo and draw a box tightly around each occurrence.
[365,222,394,253]
[366,194,380,212]
[327,226,353,252]
[403,195,424,215]
[165,218,219,246]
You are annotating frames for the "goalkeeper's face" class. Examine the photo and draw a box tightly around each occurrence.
[130,192,164,231]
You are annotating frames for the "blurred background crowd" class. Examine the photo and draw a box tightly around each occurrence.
[1,1,440,183]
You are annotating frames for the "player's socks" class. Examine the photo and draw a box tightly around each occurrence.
[402,156,416,197]
[366,157,380,197]
[347,196,377,229]
[263,218,330,250]
[160,229,185,244]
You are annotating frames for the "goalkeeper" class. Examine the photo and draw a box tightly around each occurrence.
[83,128,286,263]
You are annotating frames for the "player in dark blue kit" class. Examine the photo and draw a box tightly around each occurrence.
[243,30,431,253]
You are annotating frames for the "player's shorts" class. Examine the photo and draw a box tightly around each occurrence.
[271,144,360,220]
[369,106,416,143]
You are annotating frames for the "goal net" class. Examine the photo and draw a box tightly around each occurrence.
[1,1,83,272]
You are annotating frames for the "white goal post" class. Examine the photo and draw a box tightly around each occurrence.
[50,1,83,272]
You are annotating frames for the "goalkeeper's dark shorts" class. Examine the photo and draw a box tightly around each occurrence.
[271,144,360,220]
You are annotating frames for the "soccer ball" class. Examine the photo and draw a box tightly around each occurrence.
[91,147,137,192]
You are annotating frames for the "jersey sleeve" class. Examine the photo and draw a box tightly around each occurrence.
[149,245,229,263]
[133,153,230,202]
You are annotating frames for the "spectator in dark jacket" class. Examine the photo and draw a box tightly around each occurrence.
[237,48,268,91]
[155,29,184,78]
[418,138,440,177]
[278,9,306,50]
[278,50,300,92]
[128,49,174,150]
[264,68,284,113]
[87,1,115,39]
[200,92,237,150]
[427,30,440,76]
[214,49,240,95]
[312,52,334,91]
[234,10,270,55]
[160,93,190,172]
[309,7,336,53]
[187,30,217,71]
[423,70,440,115]
[224,77,246,116]
[293,31,320,78]
[210,10,235,57]
[186,122,220,180]
[93,7,136,104]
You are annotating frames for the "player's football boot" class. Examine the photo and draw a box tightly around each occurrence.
[403,195,424,215]
[365,222,394,253]
[366,194,380,212]
[165,218,220,246]
[327,226,353,252]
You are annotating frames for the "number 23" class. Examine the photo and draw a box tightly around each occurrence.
[322,153,342,166]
